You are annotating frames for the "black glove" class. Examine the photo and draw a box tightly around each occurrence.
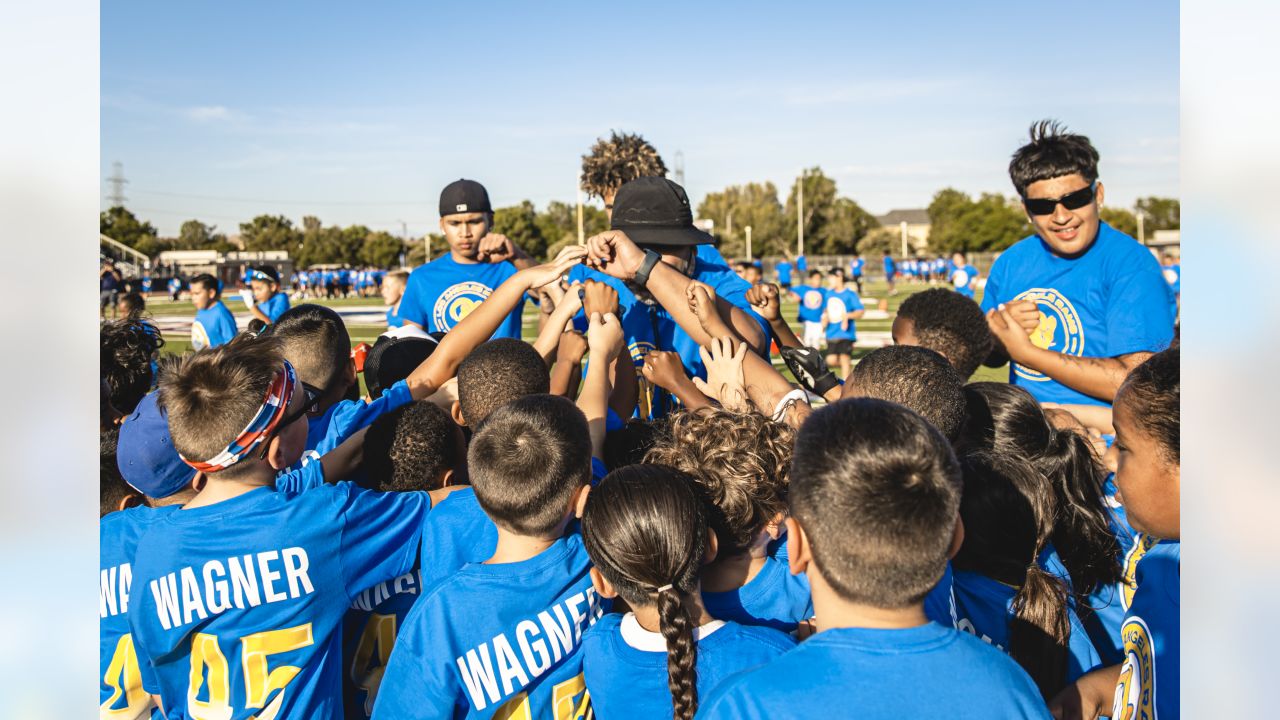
[780,346,841,397]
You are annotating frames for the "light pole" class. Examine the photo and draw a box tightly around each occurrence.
[796,171,805,258]
[745,225,753,262]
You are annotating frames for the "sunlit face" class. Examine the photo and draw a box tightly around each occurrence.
[250,279,275,303]
[1105,392,1180,538]
[743,266,762,284]
[439,212,490,261]
[381,279,404,305]
[190,282,217,310]
[1023,174,1104,258]
[951,253,966,267]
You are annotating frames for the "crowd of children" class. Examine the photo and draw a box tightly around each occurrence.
[100,122,1179,719]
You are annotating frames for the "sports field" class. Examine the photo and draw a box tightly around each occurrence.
[143,279,1009,385]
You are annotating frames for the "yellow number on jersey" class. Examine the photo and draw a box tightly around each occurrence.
[350,613,398,716]
[101,633,154,719]
[493,692,532,720]
[186,623,315,720]
[489,673,591,720]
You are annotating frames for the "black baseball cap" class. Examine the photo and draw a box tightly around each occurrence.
[439,179,492,217]
[363,334,439,399]
[610,176,714,247]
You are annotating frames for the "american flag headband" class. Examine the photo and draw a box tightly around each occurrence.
[179,361,297,473]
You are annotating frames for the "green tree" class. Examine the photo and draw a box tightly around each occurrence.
[175,219,229,251]
[100,206,159,256]
[698,182,787,258]
[780,168,877,257]
[239,215,299,252]
[857,227,900,256]
[360,230,404,268]
[1100,207,1138,238]
[927,189,1027,252]
[1135,197,1179,233]
[535,200,608,258]
[492,201,546,259]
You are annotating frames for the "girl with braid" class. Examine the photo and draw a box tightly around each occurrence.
[580,465,794,719]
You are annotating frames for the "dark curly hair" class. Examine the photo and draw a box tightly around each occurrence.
[580,131,668,201]
[895,289,993,378]
[101,319,164,414]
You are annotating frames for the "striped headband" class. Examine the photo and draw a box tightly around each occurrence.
[180,361,297,473]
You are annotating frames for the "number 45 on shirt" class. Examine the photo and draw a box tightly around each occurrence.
[186,623,314,720]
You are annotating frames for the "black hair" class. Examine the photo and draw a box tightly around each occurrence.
[270,304,352,392]
[844,345,966,441]
[363,336,436,400]
[190,273,220,297]
[954,450,1071,699]
[118,291,146,319]
[807,269,822,279]
[101,319,165,415]
[100,426,138,517]
[827,268,845,279]
[456,338,550,425]
[246,318,268,335]
[1009,120,1101,197]
[1116,345,1179,464]
[468,394,591,537]
[895,289,994,378]
[603,419,659,471]
[791,398,961,607]
[361,401,463,493]
[955,383,1121,599]
[251,265,280,283]
[581,464,708,720]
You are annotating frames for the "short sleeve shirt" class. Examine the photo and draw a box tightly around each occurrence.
[397,255,523,339]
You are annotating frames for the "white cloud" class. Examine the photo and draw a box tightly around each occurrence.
[185,105,233,122]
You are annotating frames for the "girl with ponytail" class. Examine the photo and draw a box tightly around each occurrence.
[580,465,795,720]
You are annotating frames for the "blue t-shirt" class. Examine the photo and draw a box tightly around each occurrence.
[795,255,807,272]
[698,623,1050,719]
[302,379,414,465]
[1162,264,1180,296]
[883,256,897,276]
[128,483,431,719]
[101,505,177,720]
[582,613,794,719]
[924,561,959,628]
[397,254,523,339]
[980,222,1176,406]
[1112,540,1179,720]
[344,567,426,718]
[794,285,827,323]
[775,261,793,285]
[951,264,980,298]
[371,534,606,719]
[193,301,238,350]
[951,570,1103,684]
[850,257,865,277]
[416,487,499,589]
[701,551,813,633]
[385,303,405,329]
[824,288,864,341]
[258,292,290,323]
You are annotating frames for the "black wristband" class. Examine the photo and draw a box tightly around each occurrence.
[632,250,662,287]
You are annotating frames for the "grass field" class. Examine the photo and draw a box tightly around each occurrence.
[150,279,1009,386]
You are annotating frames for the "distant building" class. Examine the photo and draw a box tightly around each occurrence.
[874,209,932,254]
[156,249,293,289]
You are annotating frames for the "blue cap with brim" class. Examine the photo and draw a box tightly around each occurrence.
[117,392,197,499]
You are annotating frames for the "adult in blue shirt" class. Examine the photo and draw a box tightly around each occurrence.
[188,273,238,350]
[949,251,981,299]
[573,177,768,418]
[397,179,535,339]
[882,251,897,294]
[849,253,865,294]
[982,121,1175,406]
[775,257,794,289]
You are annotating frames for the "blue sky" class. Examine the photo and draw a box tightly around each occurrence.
[102,1,1179,238]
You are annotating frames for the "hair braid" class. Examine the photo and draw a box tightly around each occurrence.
[657,587,698,720]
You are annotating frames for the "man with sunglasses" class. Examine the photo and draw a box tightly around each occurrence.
[981,120,1175,405]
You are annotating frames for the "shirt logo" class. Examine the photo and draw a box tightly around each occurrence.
[433,281,492,331]
[1163,268,1179,285]
[191,321,210,351]
[803,290,824,310]
[826,297,848,323]
[953,270,970,288]
[1122,533,1159,610]
[1011,288,1086,383]
[1112,616,1156,720]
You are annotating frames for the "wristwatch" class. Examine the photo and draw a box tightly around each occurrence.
[631,249,663,287]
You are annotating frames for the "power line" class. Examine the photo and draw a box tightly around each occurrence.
[131,189,424,206]
[106,161,128,206]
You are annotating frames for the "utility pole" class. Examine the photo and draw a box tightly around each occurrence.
[726,210,734,243]
[576,179,585,245]
[106,161,128,207]
[674,151,685,188]
[1136,207,1146,245]
[900,221,909,257]
[796,170,805,258]
[745,225,753,262]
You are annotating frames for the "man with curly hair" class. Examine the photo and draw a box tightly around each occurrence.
[580,131,669,215]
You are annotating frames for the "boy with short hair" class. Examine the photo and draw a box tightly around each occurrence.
[699,399,1049,718]
[950,251,981,298]
[822,268,865,379]
[893,288,994,379]
[190,273,238,350]
[128,334,435,719]
[245,265,291,325]
[792,269,828,350]
[382,269,409,328]
[842,344,967,442]
[372,394,606,719]
[453,337,551,427]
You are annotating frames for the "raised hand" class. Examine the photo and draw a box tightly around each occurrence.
[586,311,625,363]
[1005,298,1041,333]
[585,230,646,281]
[641,350,690,393]
[521,246,588,290]
[476,233,517,264]
[582,279,620,317]
[694,336,750,412]
[745,283,781,322]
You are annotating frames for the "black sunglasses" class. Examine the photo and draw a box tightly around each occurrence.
[1022,183,1096,216]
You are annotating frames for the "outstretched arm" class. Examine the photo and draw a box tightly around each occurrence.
[580,312,624,459]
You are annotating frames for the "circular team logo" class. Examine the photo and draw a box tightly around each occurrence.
[802,290,824,310]
[1011,288,1086,382]
[432,282,492,331]
[1163,268,1179,285]
[1112,616,1156,720]
[953,270,970,288]
[1122,533,1159,610]
[826,296,848,324]
[191,321,210,352]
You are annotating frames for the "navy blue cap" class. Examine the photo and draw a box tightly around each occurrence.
[116,392,197,499]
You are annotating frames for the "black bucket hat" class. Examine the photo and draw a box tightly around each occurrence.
[610,176,714,247]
